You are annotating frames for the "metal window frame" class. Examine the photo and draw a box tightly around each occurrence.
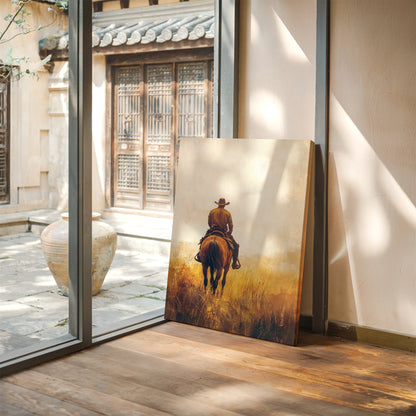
[5,0,235,371]
[0,0,92,377]
[313,0,330,334]
[68,0,93,343]
[1,0,175,376]
[213,0,239,138]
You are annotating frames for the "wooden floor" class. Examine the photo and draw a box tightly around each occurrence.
[1,322,415,416]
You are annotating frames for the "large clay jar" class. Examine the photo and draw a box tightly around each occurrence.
[41,212,117,296]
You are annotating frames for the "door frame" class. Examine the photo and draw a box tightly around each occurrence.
[105,48,214,212]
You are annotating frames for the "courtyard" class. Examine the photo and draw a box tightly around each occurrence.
[0,213,172,356]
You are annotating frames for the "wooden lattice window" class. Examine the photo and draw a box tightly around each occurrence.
[111,58,213,212]
[177,62,207,139]
[0,81,10,204]
[113,66,144,208]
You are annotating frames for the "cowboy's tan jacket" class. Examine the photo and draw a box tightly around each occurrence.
[208,207,233,234]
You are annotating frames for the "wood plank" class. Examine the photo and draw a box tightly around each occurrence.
[52,344,248,403]
[31,346,378,416]
[31,360,241,416]
[107,326,416,415]
[0,380,102,416]
[2,322,415,416]
[159,321,414,367]
[3,372,171,416]
[155,322,416,387]
[67,341,386,414]
[118,326,416,401]
[0,402,35,416]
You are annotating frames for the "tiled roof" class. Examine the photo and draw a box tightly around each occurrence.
[39,0,214,53]
[93,14,214,48]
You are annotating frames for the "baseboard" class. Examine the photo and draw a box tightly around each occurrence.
[299,316,415,352]
[327,320,416,353]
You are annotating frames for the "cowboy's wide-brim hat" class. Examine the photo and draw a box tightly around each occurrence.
[215,198,230,206]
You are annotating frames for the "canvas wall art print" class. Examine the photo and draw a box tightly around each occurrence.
[165,138,313,345]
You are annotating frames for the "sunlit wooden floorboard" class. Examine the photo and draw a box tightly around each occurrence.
[1,321,415,415]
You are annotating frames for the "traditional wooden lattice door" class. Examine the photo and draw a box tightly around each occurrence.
[0,82,9,204]
[145,64,174,210]
[112,60,212,211]
[177,61,209,151]
[113,67,144,208]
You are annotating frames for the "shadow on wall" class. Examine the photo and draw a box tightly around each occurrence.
[328,1,416,337]
[329,0,416,336]
[238,0,317,317]
[328,94,416,335]
[328,151,357,324]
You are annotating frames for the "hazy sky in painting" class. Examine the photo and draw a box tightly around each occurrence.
[172,138,312,262]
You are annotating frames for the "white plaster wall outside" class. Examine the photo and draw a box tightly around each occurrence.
[0,1,65,213]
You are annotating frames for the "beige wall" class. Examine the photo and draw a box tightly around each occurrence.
[92,55,107,212]
[238,0,317,316]
[0,2,66,213]
[238,0,416,337]
[328,0,416,336]
[238,0,316,140]
[46,55,108,213]
[47,61,70,211]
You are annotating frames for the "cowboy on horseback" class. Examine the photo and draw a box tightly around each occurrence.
[195,198,241,269]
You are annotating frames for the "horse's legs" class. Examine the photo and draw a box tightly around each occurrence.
[202,265,208,290]
[210,267,215,293]
[221,267,229,295]
[213,268,223,295]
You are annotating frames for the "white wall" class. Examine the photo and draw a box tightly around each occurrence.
[328,0,416,336]
[238,0,316,140]
[238,0,317,316]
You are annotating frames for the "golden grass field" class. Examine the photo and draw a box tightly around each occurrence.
[165,252,302,345]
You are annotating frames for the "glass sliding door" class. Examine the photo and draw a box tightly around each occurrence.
[90,57,213,338]
[0,0,233,374]
[0,0,91,375]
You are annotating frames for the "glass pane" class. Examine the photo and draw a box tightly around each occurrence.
[0,1,71,358]
[91,61,170,334]
[86,0,214,336]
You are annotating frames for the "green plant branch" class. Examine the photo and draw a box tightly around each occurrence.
[0,0,65,83]
[0,0,31,42]
[0,7,58,45]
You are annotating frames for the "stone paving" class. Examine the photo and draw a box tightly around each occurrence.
[0,232,169,356]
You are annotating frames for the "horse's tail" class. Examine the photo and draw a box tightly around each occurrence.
[208,239,221,273]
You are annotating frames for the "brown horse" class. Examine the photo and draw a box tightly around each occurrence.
[199,235,232,294]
